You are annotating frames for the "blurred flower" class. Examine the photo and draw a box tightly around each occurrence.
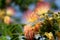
[27,12,38,22]
[24,25,35,40]
[33,22,41,32]
[6,7,15,16]
[39,15,44,18]
[0,9,5,19]
[44,32,53,39]
[24,22,42,40]
[23,10,39,23]
[4,16,11,24]
[35,1,50,15]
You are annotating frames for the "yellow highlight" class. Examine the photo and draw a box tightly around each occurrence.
[4,16,11,24]
[45,32,53,39]
[28,12,38,22]
[6,7,14,16]
[36,7,49,15]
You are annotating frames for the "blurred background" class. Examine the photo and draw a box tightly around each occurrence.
[0,0,60,40]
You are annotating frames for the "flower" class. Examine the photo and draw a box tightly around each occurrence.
[35,1,50,15]
[4,16,11,24]
[0,9,5,19]
[6,7,15,16]
[33,22,41,32]
[24,22,42,40]
[23,10,38,23]
[24,25,35,40]
[28,12,38,22]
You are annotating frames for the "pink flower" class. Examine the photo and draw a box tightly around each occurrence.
[24,23,42,40]
[24,25,35,40]
[6,7,15,16]
[34,1,50,15]
[23,10,39,23]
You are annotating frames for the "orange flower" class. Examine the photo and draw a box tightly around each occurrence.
[24,23,42,40]
[24,25,35,40]
[35,1,50,15]
[33,22,41,33]
[4,16,11,24]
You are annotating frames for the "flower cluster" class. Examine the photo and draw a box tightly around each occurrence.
[0,7,15,24]
[23,0,60,40]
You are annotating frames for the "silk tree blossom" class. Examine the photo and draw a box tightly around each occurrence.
[34,1,50,15]
[33,22,41,32]
[27,12,38,22]
[23,1,50,40]
[22,1,50,23]
[6,7,15,16]
[24,25,35,40]
[23,10,39,23]
[4,16,11,24]
[24,22,42,40]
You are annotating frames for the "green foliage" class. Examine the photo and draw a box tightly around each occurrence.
[1,36,8,40]
[0,22,25,40]
[40,11,59,36]
[0,0,5,9]
[0,0,58,11]
[13,0,37,11]
[0,0,37,11]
